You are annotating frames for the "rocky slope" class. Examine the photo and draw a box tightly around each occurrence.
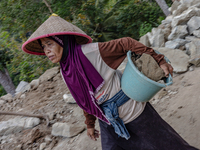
[0,0,200,149]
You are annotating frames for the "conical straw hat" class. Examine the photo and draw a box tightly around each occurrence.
[22,13,92,55]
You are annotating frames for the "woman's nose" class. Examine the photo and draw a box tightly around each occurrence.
[44,48,50,54]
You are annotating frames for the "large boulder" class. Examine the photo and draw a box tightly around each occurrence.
[168,25,188,40]
[153,47,190,73]
[165,39,189,49]
[187,16,200,34]
[147,28,165,47]
[15,81,30,95]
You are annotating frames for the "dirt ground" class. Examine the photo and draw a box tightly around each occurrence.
[0,66,200,149]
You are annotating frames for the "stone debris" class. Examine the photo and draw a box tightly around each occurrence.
[1,0,200,149]
[139,0,200,71]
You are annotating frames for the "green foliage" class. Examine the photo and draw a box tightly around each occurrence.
[114,0,164,40]
[0,31,14,70]
[0,0,171,95]
[0,0,49,38]
[0,86,6,97]
[139,21,153,37]
[0,0,56,87]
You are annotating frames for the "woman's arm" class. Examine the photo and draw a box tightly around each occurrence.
[98,37,166,70]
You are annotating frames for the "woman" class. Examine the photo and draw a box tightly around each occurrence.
[22,14,198,150]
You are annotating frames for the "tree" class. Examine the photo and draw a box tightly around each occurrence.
[0,0,56,96]
[0,0,171,96]
[155,0,170,16]
[0,32,15,96]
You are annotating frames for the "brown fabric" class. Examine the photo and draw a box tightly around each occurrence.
[83,110,96,128]
[98,37,166,70]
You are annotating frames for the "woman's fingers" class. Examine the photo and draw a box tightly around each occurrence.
[160,63,173,77]
[87,128,100,141]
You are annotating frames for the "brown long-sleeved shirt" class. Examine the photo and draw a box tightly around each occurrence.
[81,37,166,128]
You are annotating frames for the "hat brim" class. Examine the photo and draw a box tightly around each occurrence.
[22,32,92,55]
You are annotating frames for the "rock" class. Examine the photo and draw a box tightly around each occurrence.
[189,65,195,71]
[187,16,200,34]
[139,34,150,47]
[189,55,200,67]
[147,28,165,47]
[193,30,200,38]
[63,94,76,104]
[185,43,190,55]
[39,143,46,150]
[1,93,13,103]
[188,39,200,58]
[51,122,85,138]
[30,79,40,90]
[161,15,173,25]
[171,7,200,28]
[44,135,52,144]
[185,36,199,42]
[173,3,188,17]
[184,0,200,7]
[165,39,189,49]
[168,25,188,40]
[0,117,40,136]
[133,53,165,81]
[25,117,41,128]
[47,112,55,120]
[170,0,181,14]
[39,67,60,83]
[154,47,190,73]
[22,127,42,144]
[0,100,6,105]
[15,81,30,94]
[165,41,180,49]
[13,144,22,150]
[14,92,22,99]
[162,27,171,41]
[53,121,101,150]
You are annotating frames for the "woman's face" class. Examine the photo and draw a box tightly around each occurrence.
[40,38,63,63]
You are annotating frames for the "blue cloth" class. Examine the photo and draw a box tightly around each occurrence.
[100,89,130,140]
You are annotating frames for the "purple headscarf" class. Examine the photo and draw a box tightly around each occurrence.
[60,35,109,124]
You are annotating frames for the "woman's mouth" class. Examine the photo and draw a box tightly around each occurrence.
[48,55,55,61]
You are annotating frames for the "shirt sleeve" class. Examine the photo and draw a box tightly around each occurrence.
[98,37,166,69]
[83,110,96,128]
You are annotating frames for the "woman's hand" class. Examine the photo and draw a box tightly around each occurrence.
[87,128,100,141]
[160,63,173,77]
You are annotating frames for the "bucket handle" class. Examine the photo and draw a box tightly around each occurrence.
[164,74,173,86]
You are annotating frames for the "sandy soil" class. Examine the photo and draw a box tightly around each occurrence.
[0,66,200,149]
